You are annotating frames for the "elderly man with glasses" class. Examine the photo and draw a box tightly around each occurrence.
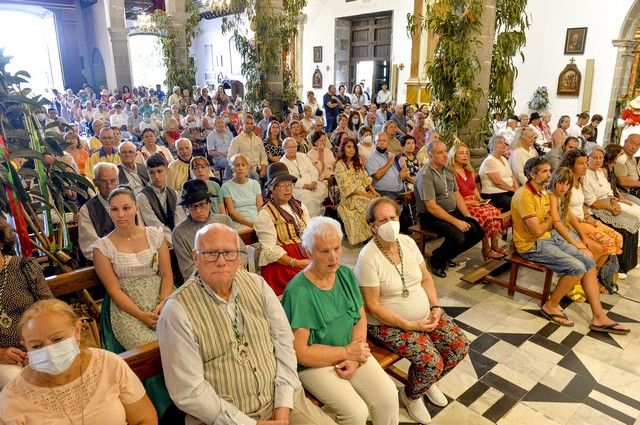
[172,179,244,281]
[158,223,335,425]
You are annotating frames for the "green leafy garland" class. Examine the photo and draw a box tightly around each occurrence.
[222,0,306,111]
[408,0,484,143]
[487,0,528,119]
[150,0,200,94]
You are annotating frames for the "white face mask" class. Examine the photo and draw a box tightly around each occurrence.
[377,220,400,242]
[362,135,372,145]
[352,119,359,125]
[28,336,80,375]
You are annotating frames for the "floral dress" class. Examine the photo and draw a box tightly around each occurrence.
[263,139,284,163]
[93,227,164,350]
[335,160,374,245]
[455,169,502,238]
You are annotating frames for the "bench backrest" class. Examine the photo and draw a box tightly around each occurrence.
[119,341,163,381]
[46,267,101,297]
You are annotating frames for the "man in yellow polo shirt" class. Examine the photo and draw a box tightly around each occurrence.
[85,127,121,181]
[511,157,629,335]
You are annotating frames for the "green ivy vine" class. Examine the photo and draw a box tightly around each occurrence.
[222,0,306,111]
[408,0,484,143]
[150,0,200,95]
[487,0,529,119]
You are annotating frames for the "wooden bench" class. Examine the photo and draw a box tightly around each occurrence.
[47,267,100,297]
[409,224,441,256]
[120,341,163,381]
[461,212,553,306]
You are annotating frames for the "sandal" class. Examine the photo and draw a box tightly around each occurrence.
[539,308,574,327]
[589,322,630,335]
[482,249,507,261]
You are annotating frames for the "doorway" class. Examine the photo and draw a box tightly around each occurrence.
[349,13,392,99]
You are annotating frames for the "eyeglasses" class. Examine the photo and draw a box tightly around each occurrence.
[193,164,209,170]
[187,200,210,211]
[195,249,246,262]
[276,182,294,189]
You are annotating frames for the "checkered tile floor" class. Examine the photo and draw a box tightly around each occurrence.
[339,242,640,424]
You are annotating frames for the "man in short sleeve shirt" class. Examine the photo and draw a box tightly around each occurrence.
[510,157,627,333]
[414,141,483,278]
[613,134,640,205]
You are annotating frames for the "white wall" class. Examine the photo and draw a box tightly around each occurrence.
[192,17,245,88]
[512,0,634,142]
[81,0,116,89]
[301,0,414,102]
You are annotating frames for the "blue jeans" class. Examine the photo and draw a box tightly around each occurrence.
[520,230,595,276]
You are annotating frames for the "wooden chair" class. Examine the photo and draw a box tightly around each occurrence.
[461,212,553,306]
[409,224,440,256]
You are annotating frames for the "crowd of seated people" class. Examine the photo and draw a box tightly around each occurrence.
[5,82,640,424]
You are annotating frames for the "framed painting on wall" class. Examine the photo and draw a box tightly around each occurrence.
[313,46,322,63]
[564,27,587,55]
[557,62,581,96]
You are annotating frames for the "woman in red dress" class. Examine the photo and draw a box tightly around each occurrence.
[449,143,506,260]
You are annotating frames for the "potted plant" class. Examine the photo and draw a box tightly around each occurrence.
[0,49,92,274]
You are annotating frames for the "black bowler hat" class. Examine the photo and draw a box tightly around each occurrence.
[266,162,297,188]
[178,179,210,206]
[530,112,541,121]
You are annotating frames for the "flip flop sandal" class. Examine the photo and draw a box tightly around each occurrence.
[589,323,630,335]
[539,309,574,327]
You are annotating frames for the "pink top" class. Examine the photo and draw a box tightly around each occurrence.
[307,147,336,180]
[454,169,477,198]
[0,348,146,425]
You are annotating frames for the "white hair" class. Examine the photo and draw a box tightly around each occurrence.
[93,162,118,180]
[301,217,343,252]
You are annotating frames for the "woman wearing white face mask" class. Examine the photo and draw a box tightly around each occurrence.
[354,197,469,425]
[0,299,157,424]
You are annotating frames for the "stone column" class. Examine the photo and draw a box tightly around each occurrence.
[463,0,496,150]
[405,0,432,104]
[165,0,189,67]
[294,14,307,98]
[264,0,284,97]
[603,39,639,145]
[106,0,132,88]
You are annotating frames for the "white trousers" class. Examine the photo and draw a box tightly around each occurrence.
[299,357,399,425]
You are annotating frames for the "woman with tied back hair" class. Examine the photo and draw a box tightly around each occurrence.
[93,185,173,351]
[0,299,157,424]
[0,219,53,389]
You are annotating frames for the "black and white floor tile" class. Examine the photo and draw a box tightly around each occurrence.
[340,243,640,424]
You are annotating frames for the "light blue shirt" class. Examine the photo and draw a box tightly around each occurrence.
[207,129,234,155]
[221,179,261,222]
[365,150,404,193]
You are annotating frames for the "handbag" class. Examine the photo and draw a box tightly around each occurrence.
[70,293,101,349]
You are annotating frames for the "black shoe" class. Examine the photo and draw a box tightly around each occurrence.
[447,260,458,268]
[428,258,447,278]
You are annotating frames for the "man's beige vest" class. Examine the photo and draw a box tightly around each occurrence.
[177,270,277,419]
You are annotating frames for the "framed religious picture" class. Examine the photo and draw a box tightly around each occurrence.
[564,27,587,55]
[557,62,581,96]
[312,67,323,89]
[313,46,322,63]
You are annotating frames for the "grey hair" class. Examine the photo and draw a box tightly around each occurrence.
[585,143,604,157]
[282,137,297,149]
[301,217,343,252]
[93,162,118,180]
[194,223,241,251]
[511,127,534,149]
[487,135,505,153]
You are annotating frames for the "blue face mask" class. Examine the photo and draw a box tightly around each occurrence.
[28,336,80,375]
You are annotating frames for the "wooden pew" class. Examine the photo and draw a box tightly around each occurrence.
[119,341,163,381]
[409,224,441,257]
[46,266,100,297]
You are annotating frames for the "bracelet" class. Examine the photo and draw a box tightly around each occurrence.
[289,258,296,267]
[430,305,442,311]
